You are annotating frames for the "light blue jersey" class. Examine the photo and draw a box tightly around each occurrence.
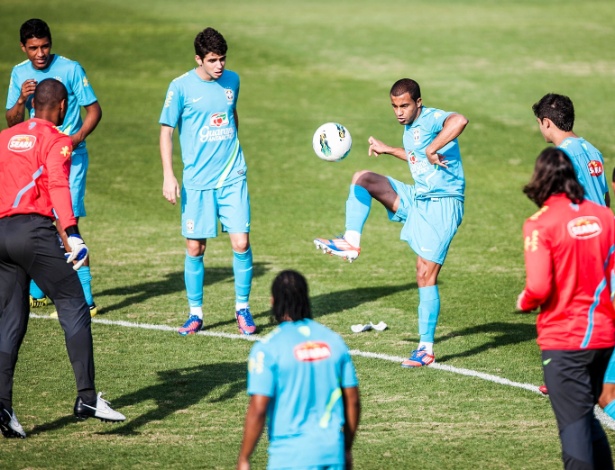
[247,319,358,469]
[159,69,247,190]
[559,137,607,206]
[402,106,465,200]
[6,55,97,151]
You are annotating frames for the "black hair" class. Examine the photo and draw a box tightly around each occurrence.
[194,27,227,59]
[390,78,421,101]
[20,18,52,45]
[532,93,574,132]
[523,147,585,207]
[271,270,312,323]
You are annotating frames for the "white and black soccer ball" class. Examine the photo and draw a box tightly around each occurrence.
[312,122,352,162]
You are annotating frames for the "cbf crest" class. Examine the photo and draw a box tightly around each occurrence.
[225,88,234,103]
[413,128,420,143]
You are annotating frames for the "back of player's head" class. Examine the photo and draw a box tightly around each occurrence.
[523,147,584,207]
[390,78,421,101]
[194,27,227,59]
[33,78,67,110]
[532,93,575,132]
[271,270,312,323]
[20,18,52,45]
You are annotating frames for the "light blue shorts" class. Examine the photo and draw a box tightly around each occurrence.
[181,178,250,239]
[69,147,89,218]
[386,177,463,265]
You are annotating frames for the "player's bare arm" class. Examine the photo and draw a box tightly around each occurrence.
[368,136,407,161]
[70,101,102,147]
[5,79,37,127]
[342,386,361,470]
[237,394,269,470]
[425,113,469,168]
[160,125,180,205]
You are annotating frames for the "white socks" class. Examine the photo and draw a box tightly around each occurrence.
[190,307,203,319]
[344,230,361,247]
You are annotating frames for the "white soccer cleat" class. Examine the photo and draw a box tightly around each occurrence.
[0,407,26,438]
[314,237,360,262]
[74,392,126,422]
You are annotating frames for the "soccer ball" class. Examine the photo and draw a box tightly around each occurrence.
[312,122,352,162]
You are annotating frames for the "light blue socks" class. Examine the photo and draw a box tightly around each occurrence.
[345,184,372,233]
[77,266,94,306]
[418,285,440,343]
[233,247,253,304]
[30,280,45,299]
[185,254,205,308]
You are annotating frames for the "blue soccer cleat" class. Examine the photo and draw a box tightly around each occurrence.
[401,346,435,368]
[235,308,256,335]
[314,236,360,263]
[178,315,203,336]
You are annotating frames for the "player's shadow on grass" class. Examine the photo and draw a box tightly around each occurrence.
[96,263,269,314]
[435,321,537,363]
[28,362,246,437]
[204,282,416,331]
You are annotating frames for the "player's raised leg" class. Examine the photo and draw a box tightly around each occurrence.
[315,171,399,262]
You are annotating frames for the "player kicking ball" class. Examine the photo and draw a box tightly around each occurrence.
[315,78,468,367]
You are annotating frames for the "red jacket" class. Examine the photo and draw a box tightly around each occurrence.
[518,194,615,350]
[0,118,75,229]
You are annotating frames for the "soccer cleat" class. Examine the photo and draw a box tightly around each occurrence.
[74,392,125,422]
[401,346,435,368]
[0,406,26,438]
[29,296,48,308]
[50,303,98,319]
[314,237,360,263]
[235,308,256,335]
[178,315,203,336]
[539,384,548,395]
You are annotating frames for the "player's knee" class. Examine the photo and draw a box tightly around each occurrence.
[186,239,206,257]
[415,261,438,287]
[351,170,373,186]
[231,239,250,253]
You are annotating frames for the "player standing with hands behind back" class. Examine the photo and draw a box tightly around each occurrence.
[159,27,255,336]
[5,18,102,316]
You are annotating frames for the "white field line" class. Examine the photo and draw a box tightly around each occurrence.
[30,314,615,430]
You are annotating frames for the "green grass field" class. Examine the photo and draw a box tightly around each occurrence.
[1,0,615,468]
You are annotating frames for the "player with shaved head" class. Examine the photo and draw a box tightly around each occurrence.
[0,79,124,439]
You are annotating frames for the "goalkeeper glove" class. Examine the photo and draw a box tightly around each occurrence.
[65,234,89,270]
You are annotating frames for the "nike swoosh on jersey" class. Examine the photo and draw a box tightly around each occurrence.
[192,97,203,103]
